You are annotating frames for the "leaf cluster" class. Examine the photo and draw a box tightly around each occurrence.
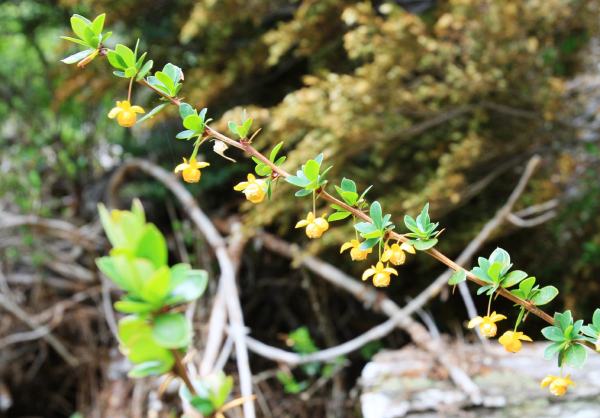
[228,114,253,139]
[177,103,210,141]
[403,203,440,250]
[581,308,600,344]
[542,310,587,368]
[471,248,529,296]
[147,63,184,98]
[328,178,371,222]
[107,40,152,80]
[61,14,111,64]
[286,154,332,197]
[180,372,234,415]
[96,200,208,377]
[354,201,394,250]
[510,276,558,306]
[251,142,286,199]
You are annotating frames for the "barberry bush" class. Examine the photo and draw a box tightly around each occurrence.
[58,7,600,413]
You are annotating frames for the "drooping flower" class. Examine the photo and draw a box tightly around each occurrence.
[380,242,415,266]
[233,173,267,203]
[295,212,329,239]
[498,330,532,353]
[362,262,398,287]
[467,312,507,338]
[340,239,372,261]
[108,100,145,127]
[541,375,575,397]
[174,158,210,183]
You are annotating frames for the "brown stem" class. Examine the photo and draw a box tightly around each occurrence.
[172,349,196,395]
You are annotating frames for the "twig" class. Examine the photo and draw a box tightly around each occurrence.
[0,292,78,366]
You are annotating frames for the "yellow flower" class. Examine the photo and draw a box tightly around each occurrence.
[295,212,329,239]
[380,242,415,265]
[108,100,145,127]
[467,312,507,338]
[498,331,532,353]
[362,262,398,287]
[541,375,575,397]
[340,239,372,261]
[233,173,267,203]
[174,158,210,183]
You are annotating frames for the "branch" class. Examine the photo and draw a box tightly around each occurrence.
[0,292,78,367]
[138,80,594,349]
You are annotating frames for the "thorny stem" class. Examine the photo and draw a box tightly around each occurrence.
[137,74,598,352]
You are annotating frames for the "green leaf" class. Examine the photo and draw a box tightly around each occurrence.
[555,311,573,331]
[136,60,153,80]
[340,178,357,193]
[70,15,91,42]
[60,36,90,47]
[183,114,203,131]
[328,211,351,222]
[107,50,127,69]
[136,103,168,125]
[412,239,438,251]
[530,286,558,305]
[477,285,493,295]
[177,103,194,119]
[519,276,536,296]
[163,63,183,84]
[404,215,419,233]
[564,343,587,368]
[487,262,504,281]
[155,71,175,92]
[141,266,170,304]
[176,130,196,140]
[448,270,467,285]
[359,238,379,250]
[115,44,136,67]
[237,118,253,138]
[114,299,156,314]
[168,268,208,304]
[118,316,174,368]
[544,341,563,360]
[369,201,383,228]
[255,164,271,177]
[303,160,320,181]
[489,247,510,267]
[593,308,600,329]
[61,49,94,64]
[354,222,378,234]
[541,326,565,342]
[190,397,214,415]
[295,189,312,197]
[152,313,191,349]
[502,270,528,288]
[286,175,310,188]
[91,13,106,35]
[135,225,167,267]
[128,360,170,378]
[270,142,284,162]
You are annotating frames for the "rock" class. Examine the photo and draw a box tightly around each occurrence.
[360,343,600,418]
